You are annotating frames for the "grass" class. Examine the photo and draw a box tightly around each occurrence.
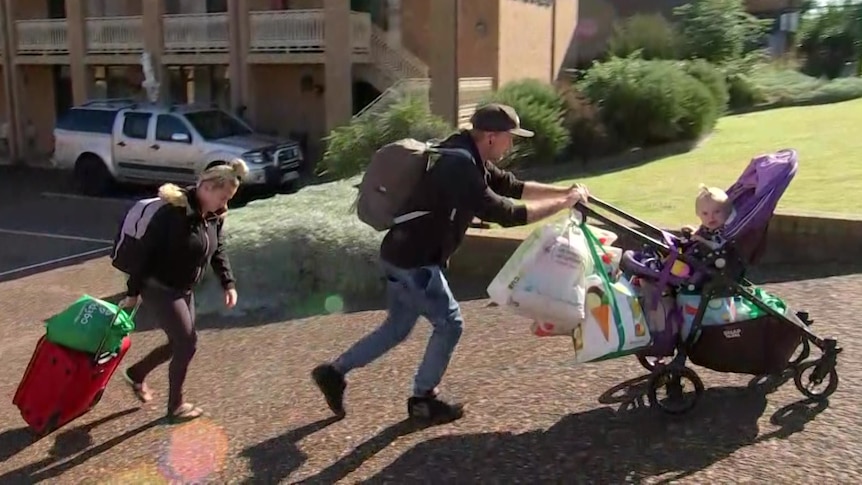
[507,98,862,235]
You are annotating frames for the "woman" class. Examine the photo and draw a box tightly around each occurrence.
[118,159,247,423]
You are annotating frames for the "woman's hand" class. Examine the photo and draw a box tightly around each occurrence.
[224,288,238,309]
[119,295,139,309]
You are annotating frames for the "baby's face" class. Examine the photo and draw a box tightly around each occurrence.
[697,200,729,230]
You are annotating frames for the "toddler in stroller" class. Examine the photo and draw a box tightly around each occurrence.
[576,149,842,414]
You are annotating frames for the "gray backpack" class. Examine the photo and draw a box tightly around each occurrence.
[355,138,472,231]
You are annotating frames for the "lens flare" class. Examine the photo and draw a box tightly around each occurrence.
[324,294,345,314]
[157,418,229,483]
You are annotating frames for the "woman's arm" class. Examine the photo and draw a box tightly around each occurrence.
[210,218,236,290]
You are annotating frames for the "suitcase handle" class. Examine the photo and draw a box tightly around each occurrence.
[93,301,140,365]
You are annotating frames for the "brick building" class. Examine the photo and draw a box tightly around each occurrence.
[0,0,577,166]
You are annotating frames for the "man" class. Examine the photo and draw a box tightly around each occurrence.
[312,103,589,424]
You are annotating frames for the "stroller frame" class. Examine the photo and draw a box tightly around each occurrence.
[576,197,843,415]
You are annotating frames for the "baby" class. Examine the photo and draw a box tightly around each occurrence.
[682,184,734,250]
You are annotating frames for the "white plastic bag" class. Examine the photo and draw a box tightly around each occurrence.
[509,224,590,322]
[486,223,560,307]
[513,220,596,336]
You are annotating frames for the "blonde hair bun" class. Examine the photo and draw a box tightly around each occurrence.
[696,183,730,205]
[229,158,249,179]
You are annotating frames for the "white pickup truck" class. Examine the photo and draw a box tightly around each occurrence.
[52,98,304,195]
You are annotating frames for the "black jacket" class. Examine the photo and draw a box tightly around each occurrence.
[380,131,528,269]
[125,186,235,297]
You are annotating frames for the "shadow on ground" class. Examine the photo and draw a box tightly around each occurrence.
[748,262,862,285]
[0,250,113,285]
[0,408,162,483]
[336,381,825,484]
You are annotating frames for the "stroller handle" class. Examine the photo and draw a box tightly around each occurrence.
[574,197,672,253]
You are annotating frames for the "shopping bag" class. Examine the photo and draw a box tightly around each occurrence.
[45,295,136,355]
[677,292,738,338]
[509,218,593,328]
[572,223,651,363]
[487,223,560,306]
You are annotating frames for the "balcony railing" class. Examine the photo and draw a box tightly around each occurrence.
[16,19,68,54]
[164,13,229,53]
[249,9,371,54]
[87,16,143,53]
[15,9,371,56]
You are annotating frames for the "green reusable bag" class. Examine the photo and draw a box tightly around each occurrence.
[735,286,788,320]
[44,295,136,355]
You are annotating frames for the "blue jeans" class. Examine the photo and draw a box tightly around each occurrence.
[333,260,464,396]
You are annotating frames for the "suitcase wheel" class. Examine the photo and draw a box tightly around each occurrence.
[37,412,61,437]
[88,390,105,411]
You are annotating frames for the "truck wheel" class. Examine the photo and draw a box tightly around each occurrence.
[74,155,114,196]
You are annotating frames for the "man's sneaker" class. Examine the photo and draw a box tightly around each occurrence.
[407,392,464,424]
[311,364,346,417]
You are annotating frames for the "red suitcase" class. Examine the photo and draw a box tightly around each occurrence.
[13,305,136,436]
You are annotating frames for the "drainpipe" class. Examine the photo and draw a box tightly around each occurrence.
[550,0,557,82]
[0,0,20,164]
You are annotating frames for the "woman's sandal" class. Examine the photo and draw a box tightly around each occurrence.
[167,403,205,424]
[122,369,153,403]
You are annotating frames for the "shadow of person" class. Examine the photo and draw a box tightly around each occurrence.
[359,385,784,483]
[0,409,160,484]
[240,415,343,485]
[0,408,139,465]
[290,419,433,485]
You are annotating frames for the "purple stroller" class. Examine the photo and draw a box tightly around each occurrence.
[575,149,842,414]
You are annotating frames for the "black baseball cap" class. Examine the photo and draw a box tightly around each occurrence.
[466,103,534,138]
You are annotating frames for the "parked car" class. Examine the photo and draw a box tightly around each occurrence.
[52,98,304,196]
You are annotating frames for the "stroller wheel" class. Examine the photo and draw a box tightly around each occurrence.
[788,339,811,368]
[793,359,839,400]
[647,366,704,415]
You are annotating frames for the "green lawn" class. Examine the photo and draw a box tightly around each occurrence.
[510,98,862,234]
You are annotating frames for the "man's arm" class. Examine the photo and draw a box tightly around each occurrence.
[486,163,525,199]
[473,187,574,228]
[521,181,572,200]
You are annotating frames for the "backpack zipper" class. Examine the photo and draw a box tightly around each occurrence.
[194,220,211,285]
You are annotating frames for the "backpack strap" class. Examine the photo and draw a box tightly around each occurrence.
[391,146,476,225]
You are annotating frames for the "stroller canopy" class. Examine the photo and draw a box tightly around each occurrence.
[723,149,798,241]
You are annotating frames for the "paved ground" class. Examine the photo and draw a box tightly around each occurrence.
[0,168,860,484]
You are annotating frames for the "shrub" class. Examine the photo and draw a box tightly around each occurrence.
[607,14,679,60]
[681,59,729,111]
[725,73,765,109]
[196,178,386,317]
[673,0,770,63]
[578,56,720,147]
[799,3,862,79]
[319,95,452,179]
[555,81,614,160]
[482,79,571,166]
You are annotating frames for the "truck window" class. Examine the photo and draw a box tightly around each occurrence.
[155,115,191,142]
[56,109,117,134]
[122,112,151,139]
[183,109,252,141]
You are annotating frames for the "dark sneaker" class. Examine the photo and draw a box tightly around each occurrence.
[312,364,346,417]
[407,392,464,424]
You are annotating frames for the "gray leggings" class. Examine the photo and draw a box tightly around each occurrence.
[126,283,197,412]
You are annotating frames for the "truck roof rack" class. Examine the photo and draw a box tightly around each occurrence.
[78,98,139,109]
